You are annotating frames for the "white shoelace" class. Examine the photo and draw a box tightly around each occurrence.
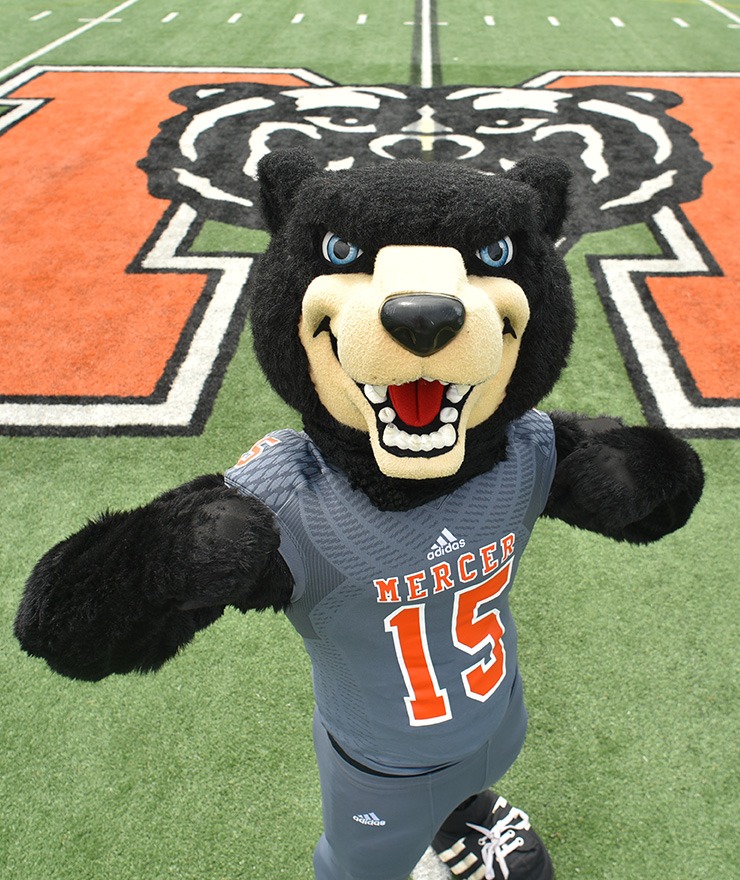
[466,798,532,880]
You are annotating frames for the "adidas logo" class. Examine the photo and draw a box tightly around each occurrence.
[352,812,386,827]
[427,528,466,561]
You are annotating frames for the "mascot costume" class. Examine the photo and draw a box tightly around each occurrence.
[15,149,704,880]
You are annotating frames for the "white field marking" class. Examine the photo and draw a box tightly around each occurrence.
[597,206,739,431]
[79,18,121,23]
[30,10,52,21]
[228,13,242,24]
[522,69,740,88]
[696,0,740,26]
[0,0,141,81]
[610,17,625,28]
[672,17,690,28]
[0,64,336,90]
[357,13,367,25]
[548,16,560,27]
[485,15,495,26]
[291,13,304,24]
[162,12,178,23]
[420,0,432,87]
[0,204,254,431]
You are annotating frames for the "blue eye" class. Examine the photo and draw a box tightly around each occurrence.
[322,232,363,266]
[476,236,514,268]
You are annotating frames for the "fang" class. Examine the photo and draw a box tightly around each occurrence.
[364,384,388,404]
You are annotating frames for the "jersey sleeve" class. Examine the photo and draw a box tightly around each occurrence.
[224,430,318,603]
[510,409,557,516]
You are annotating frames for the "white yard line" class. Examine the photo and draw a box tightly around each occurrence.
[485,15,495,26]
[673,17,690,27]
[30,10,52,22]
[695,0,740,26]
[548,16,560,27]
[420,0,433,87]
[161,12,178,23]
[610,16,625,28]
[291,13,305,24]
[1,0,141,81]
[228,13,242,24]
[524,69,740,87]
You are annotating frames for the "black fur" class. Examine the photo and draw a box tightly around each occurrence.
[546,412,704,543]
[14,475,291,680]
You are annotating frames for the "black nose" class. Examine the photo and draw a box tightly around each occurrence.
[380,294,465,357]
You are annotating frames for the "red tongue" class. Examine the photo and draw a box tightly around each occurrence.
[388,380,445,428]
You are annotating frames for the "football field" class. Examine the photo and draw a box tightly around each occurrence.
[0,2,738,879]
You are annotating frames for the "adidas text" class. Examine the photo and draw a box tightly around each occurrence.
[352,812,386,826]
[427,537,465,561]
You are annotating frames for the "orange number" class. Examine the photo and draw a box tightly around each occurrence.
[452,564,510,702]
[236,435,280,466]
[384,605,452,727]
[384,561,511,726]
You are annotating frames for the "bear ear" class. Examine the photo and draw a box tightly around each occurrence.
[257,148,321,233]
[506,156,572,240]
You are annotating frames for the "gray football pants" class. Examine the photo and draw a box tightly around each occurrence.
[311,683,527,880]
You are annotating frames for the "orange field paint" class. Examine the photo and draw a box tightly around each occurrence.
[0,71,306,398]
[553,75,740,400]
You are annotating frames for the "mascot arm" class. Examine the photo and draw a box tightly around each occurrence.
[544,411,704,543]
[14,475,293,681]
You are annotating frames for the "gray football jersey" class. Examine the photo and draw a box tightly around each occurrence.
[225,410,556,772]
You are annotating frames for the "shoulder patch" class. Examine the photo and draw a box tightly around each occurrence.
[234,434,282,468]
[225,429,323,514]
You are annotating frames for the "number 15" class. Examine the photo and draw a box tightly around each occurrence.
[384,561,511,726]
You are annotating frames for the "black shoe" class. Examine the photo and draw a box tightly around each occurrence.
[432,791,554,880]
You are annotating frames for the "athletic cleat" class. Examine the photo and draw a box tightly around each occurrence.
[432,791,554,880]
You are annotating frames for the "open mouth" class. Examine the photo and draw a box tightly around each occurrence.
[360,378,473,456]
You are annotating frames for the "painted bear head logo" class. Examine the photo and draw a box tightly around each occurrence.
[140,81,710,251]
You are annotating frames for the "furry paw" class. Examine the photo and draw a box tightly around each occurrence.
[548,425,704,542]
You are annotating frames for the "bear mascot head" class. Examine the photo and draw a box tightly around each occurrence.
[251,148,574,505]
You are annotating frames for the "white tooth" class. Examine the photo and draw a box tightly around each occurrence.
[383,423,400,447]
[446,384,471,404]
[385,423,453,453]
[364,384,387,404]
[440,407,458,423]
[378,407,396,424]
[430,430,446,449]
[439,424,457,446]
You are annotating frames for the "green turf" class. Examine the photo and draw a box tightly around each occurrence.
[191,221,271,255]
[3,0,417,84]
[1,2,738,879]
[430,0,740,85]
